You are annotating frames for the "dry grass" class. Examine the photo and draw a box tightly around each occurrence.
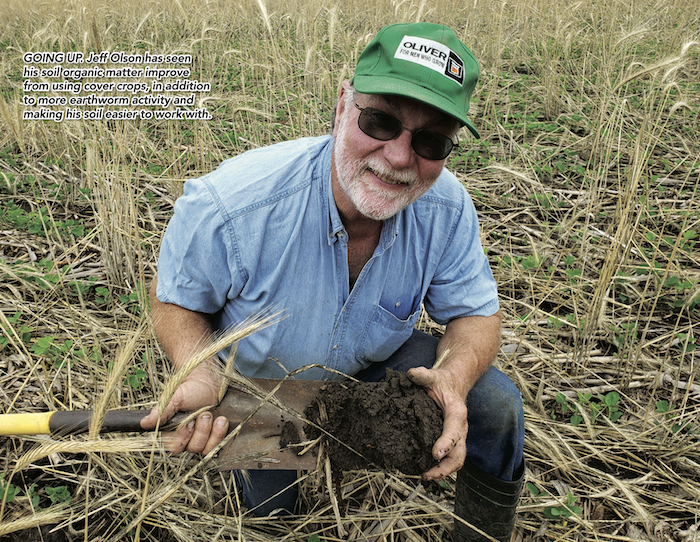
[1,0,699,540]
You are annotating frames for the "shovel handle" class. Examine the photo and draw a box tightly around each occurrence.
[50,410,189,434]
[0,410,189,437]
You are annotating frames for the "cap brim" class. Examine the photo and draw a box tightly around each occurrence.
[353,74,480,139]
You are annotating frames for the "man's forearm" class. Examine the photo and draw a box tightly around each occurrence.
[435,310,501,400]
[149,277,220,372]
[142,277,229,449]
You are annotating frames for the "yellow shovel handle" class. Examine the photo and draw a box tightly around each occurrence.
[0,412,54,436]
[0,410,187,436]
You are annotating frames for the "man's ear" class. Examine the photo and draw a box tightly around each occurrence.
[332,80,351,138]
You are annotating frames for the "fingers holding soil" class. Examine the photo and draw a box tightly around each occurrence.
[433,402,468,460]
[406,366,434,387]
[423,438,466,481]
[427,400,469,480]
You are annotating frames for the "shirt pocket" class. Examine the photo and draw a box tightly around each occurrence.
[357,302,422,363]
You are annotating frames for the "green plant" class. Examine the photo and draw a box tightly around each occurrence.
[527,483,582,524]
[69,279,92,297]
[0,310,32,349]
[611,322,638,351]
[656,400,681,433]
[31,258,69,290]
[119,290,141,312]
[31,336,73,367]
[544,492,582,522]
[106,352,148,390]
[553,391,623,426]
[0,201,86,239]
[565,260,582,282]
[30,336,97,368]
[125,367,148,390]
[675,333,697,354]
[94,286,112,306]
[28,484,40,510]
[655,400,698,436]
[554,392,582,426]
[548,316,564,330]
[0,474,20,503]
[119,281,148,316]
[45,485,71,505]
[520,254,542,271]
[592,392,623,423]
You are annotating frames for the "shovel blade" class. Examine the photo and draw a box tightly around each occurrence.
[212,378,324,471]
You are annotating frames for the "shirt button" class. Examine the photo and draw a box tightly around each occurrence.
[395,302,401,307]
[333,345,338,350]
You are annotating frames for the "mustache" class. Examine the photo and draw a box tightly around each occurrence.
[362,159,420,187]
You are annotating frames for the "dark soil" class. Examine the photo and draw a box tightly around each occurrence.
[304,368,443,475]
[5,525,69,542]
[279,420,302,448]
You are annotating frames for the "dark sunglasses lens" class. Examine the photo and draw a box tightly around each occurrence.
[358,108,401,140]
[357,105,455,160]
[412,131,454,160]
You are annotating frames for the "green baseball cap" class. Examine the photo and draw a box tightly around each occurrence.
[351,22,481,138]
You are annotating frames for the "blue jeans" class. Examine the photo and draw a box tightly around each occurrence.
[238,329,525,516]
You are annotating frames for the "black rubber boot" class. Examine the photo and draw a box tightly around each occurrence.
[453,459,525,542]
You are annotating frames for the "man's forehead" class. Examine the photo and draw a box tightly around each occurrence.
[365,92,459,128]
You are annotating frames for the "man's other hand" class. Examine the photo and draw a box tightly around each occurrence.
[407,365,469,481]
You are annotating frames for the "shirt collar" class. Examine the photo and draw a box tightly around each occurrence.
[326,172,346,244]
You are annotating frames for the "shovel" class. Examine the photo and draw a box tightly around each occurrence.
[0,378,324,471]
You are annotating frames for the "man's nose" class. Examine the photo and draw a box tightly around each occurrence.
[381,129,415,169]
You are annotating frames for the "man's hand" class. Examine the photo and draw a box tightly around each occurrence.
[140,359,230,455]
[408,366,469,481]
[145,277,229,455]
[407,312,502,481]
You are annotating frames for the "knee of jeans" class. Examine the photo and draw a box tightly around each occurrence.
[467,368,524,435]
[234,470,298,516]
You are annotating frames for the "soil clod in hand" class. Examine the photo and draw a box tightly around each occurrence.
[304,368,443,475]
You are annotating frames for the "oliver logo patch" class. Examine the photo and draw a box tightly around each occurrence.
[394,35,465,85]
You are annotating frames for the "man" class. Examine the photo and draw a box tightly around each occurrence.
[142,22,525,541]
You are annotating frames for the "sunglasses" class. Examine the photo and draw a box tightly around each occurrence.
[353,100,457,161]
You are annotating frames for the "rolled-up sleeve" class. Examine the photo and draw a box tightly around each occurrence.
[156,175,244,314]
[423,188,499,324]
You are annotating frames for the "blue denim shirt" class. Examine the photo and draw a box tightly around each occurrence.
[156,135,498,380]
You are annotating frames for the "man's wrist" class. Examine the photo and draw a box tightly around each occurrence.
[186,357,224,388]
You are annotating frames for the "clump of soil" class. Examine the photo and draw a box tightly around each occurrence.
[279,419,301,448]
[304,368,443,475]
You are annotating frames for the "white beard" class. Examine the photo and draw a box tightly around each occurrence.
[333,115,438,221]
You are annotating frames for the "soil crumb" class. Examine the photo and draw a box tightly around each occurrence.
[279,419,301,448]
[304,368,443,475]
